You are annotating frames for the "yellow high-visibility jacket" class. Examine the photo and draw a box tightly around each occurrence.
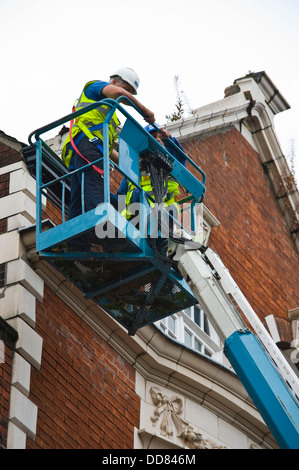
[62,80,120,168]
[122,174,180,220]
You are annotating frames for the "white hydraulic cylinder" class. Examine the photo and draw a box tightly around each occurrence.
[204,247,299,402]
[175,246,245,343]
[175,244,299,404]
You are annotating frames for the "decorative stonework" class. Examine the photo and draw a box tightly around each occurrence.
[149,387,227,449]
[0,161,44,448]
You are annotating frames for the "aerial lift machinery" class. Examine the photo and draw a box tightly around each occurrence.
[29,97,299,449]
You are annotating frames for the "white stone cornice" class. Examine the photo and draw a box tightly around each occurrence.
[165,92,251,143]
[235,72,290,116]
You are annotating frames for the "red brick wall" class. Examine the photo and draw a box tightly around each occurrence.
[27,285,140,449]
[0,140,23,169]
[0,344,13,449]
[42,200,64,227]
[183,127,299,341]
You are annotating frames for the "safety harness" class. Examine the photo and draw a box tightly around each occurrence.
[62,80,120,174]
[69,106,104,176]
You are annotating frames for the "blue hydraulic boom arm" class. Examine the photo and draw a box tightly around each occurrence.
[174,244,299,449]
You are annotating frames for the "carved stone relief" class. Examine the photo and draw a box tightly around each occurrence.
[149,387,227,449]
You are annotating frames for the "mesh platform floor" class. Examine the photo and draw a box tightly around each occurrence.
[42,225,196,334]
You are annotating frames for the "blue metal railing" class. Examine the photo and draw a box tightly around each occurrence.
[29,98,207,333]
[29,97,206,252]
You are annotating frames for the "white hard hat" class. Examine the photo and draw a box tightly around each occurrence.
[110,67,140,95]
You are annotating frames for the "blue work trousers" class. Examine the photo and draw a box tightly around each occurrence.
[67,136,117,220]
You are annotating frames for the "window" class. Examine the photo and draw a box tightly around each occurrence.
[194,306,201,328]
[181,305,221,360]
[156,305,222,363]
[184,328,192,348]
[185,307,192,318]
[160,317,166,333]
[187,305,211,336]
[204,347,212,357]
[194,338,202,353]
[203,313,210,335]
[168,316,176,336]
[158,315,177,339]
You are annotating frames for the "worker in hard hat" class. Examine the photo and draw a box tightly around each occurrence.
[62,67,155,221]
[143,124,187,167]
[117,123,187,222]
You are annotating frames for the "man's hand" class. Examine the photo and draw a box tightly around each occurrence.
[143,109,155,125]
[110,149,119,164]
[159,128,171,140]
[102,82,155,124]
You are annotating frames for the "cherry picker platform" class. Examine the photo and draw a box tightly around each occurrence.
[29,97,206,336]
[29,97,299,449]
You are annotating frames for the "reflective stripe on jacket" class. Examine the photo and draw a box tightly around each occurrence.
[62,81,120,168]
